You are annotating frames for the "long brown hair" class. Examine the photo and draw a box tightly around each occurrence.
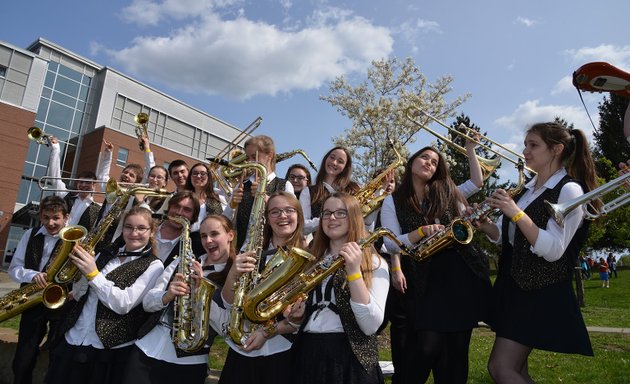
[526,122,598,193]
[262,192,306,249]
[311,147,359,207]
[394,147,467,222]
[184,162,220,203]
[309,192,379,288]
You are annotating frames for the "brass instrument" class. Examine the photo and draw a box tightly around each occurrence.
[275,149,319,172]
[406,107,535,177]
[247,228,414,324]
[355,141,404,218]
[545,171,630,226]
[0,225,87,322]
[27,127,52,146]
[134,112,149,151]
[170,216,218,352]
[38,177,150,199]
[243,246,315,323]
[53,179,169,285]
[227,161,268,346]
[408,160,528,262]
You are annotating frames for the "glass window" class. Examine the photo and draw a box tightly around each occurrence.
[48,62,59,72]
[47,102,74,128]
[117,148,129,166]
[58,64,82,82]
[55,75,80,98]
[44,71,56,88]
[78,84,89,101]
[0,66,7,78]
[51,90,77,108]
[17,178,31,205]
[41,87,52,98]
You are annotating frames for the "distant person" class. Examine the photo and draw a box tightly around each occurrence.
[579,255,590,280]
[607,253,618,278]
[599,257,610,288]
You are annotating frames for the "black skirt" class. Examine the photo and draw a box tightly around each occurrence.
[218,347,292,384]
[291,332,383,384]
[406,248,491,332]
[489,251,593,356]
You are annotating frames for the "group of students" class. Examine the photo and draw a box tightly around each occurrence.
[6,118,611,384]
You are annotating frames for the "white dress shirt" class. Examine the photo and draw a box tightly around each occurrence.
[8,227,59,283]
[488,168,584,262]
[65,248,164,349]
[137,256,225,364]
[299,182,336,235]
[303,253,389,336]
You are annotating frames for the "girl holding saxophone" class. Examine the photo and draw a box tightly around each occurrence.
[290,192,389,384]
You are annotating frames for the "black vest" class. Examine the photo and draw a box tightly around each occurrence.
[24,227,61,272]
[62,245,157,348]
[236,177,287,250]
[64,194,101,230]
[502,175,589,291]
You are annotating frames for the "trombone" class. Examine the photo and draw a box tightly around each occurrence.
[38,176,150,200]
[545,171,630,226]
[134,112,149,151]
[27,127,52,146]
[406,107,536,177]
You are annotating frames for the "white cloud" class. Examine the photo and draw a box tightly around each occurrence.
[121,0,242,26]
[515,17,537,27]
[495,99,598,142]
[564,44,630,69]
[416,19,442,34]
[551,75,573,95]
[105,7,394,99]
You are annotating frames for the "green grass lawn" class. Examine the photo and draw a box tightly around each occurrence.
[3,270,630,382]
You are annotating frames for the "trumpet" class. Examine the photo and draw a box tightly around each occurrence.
[134,113,149,151]
[27,127,52,146]
[406,107,536,177]
[545,171,630,226]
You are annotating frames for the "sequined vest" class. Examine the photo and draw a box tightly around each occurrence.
[502,175,588,291]
[205,197,223,216]
[236,177,287,250]
[64,194,101,230]
[392,192,489,295]
[63,245,157,348]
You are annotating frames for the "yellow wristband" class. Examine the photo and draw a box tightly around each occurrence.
[85,269,99,280]
[512,211,526,223]
[144,148,151,153]
[346,272,362,282]
[417,226,425,237]
[391,266,401,272]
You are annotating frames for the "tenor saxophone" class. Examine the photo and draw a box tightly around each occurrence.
[0,225,87,322]
[248,228,414,324]
[227,161,268,346]
[170,216,218,352]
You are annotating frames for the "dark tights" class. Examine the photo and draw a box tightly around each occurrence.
[402,329,472,384]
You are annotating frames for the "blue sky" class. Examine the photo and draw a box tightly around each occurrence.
[3,0,630,183]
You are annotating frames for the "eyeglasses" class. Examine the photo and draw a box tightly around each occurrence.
[289,175,307,182]
[321,209,348,220]
[122,225,151,234]
[191,171,208,178]
[148,174,165,180]
[269,207,297,219]
[268,207,297,218]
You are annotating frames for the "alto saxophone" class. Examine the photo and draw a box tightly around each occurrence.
[409,160,528,262]
[355,142,404,218]
[227,161,268,346]
[170,216,217,352]
[248,228,414,324]
[0,225,87,322]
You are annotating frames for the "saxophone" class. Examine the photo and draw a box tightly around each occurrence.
[53,179,169,285]
[170,216,218,352]
[227,161,268,346]
[248,228,414,324]
[219,148,318,182]
[0,225,87,322]
[409,160,527,262]
[355,142,404,218]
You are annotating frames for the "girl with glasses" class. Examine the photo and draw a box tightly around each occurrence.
[285,164,312,200]
[121,214,235,384]
[219,192,306,384]
[300,147,359,236]
[290,192,389,384]
[45,206,164,384]
[184,162,228,232]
